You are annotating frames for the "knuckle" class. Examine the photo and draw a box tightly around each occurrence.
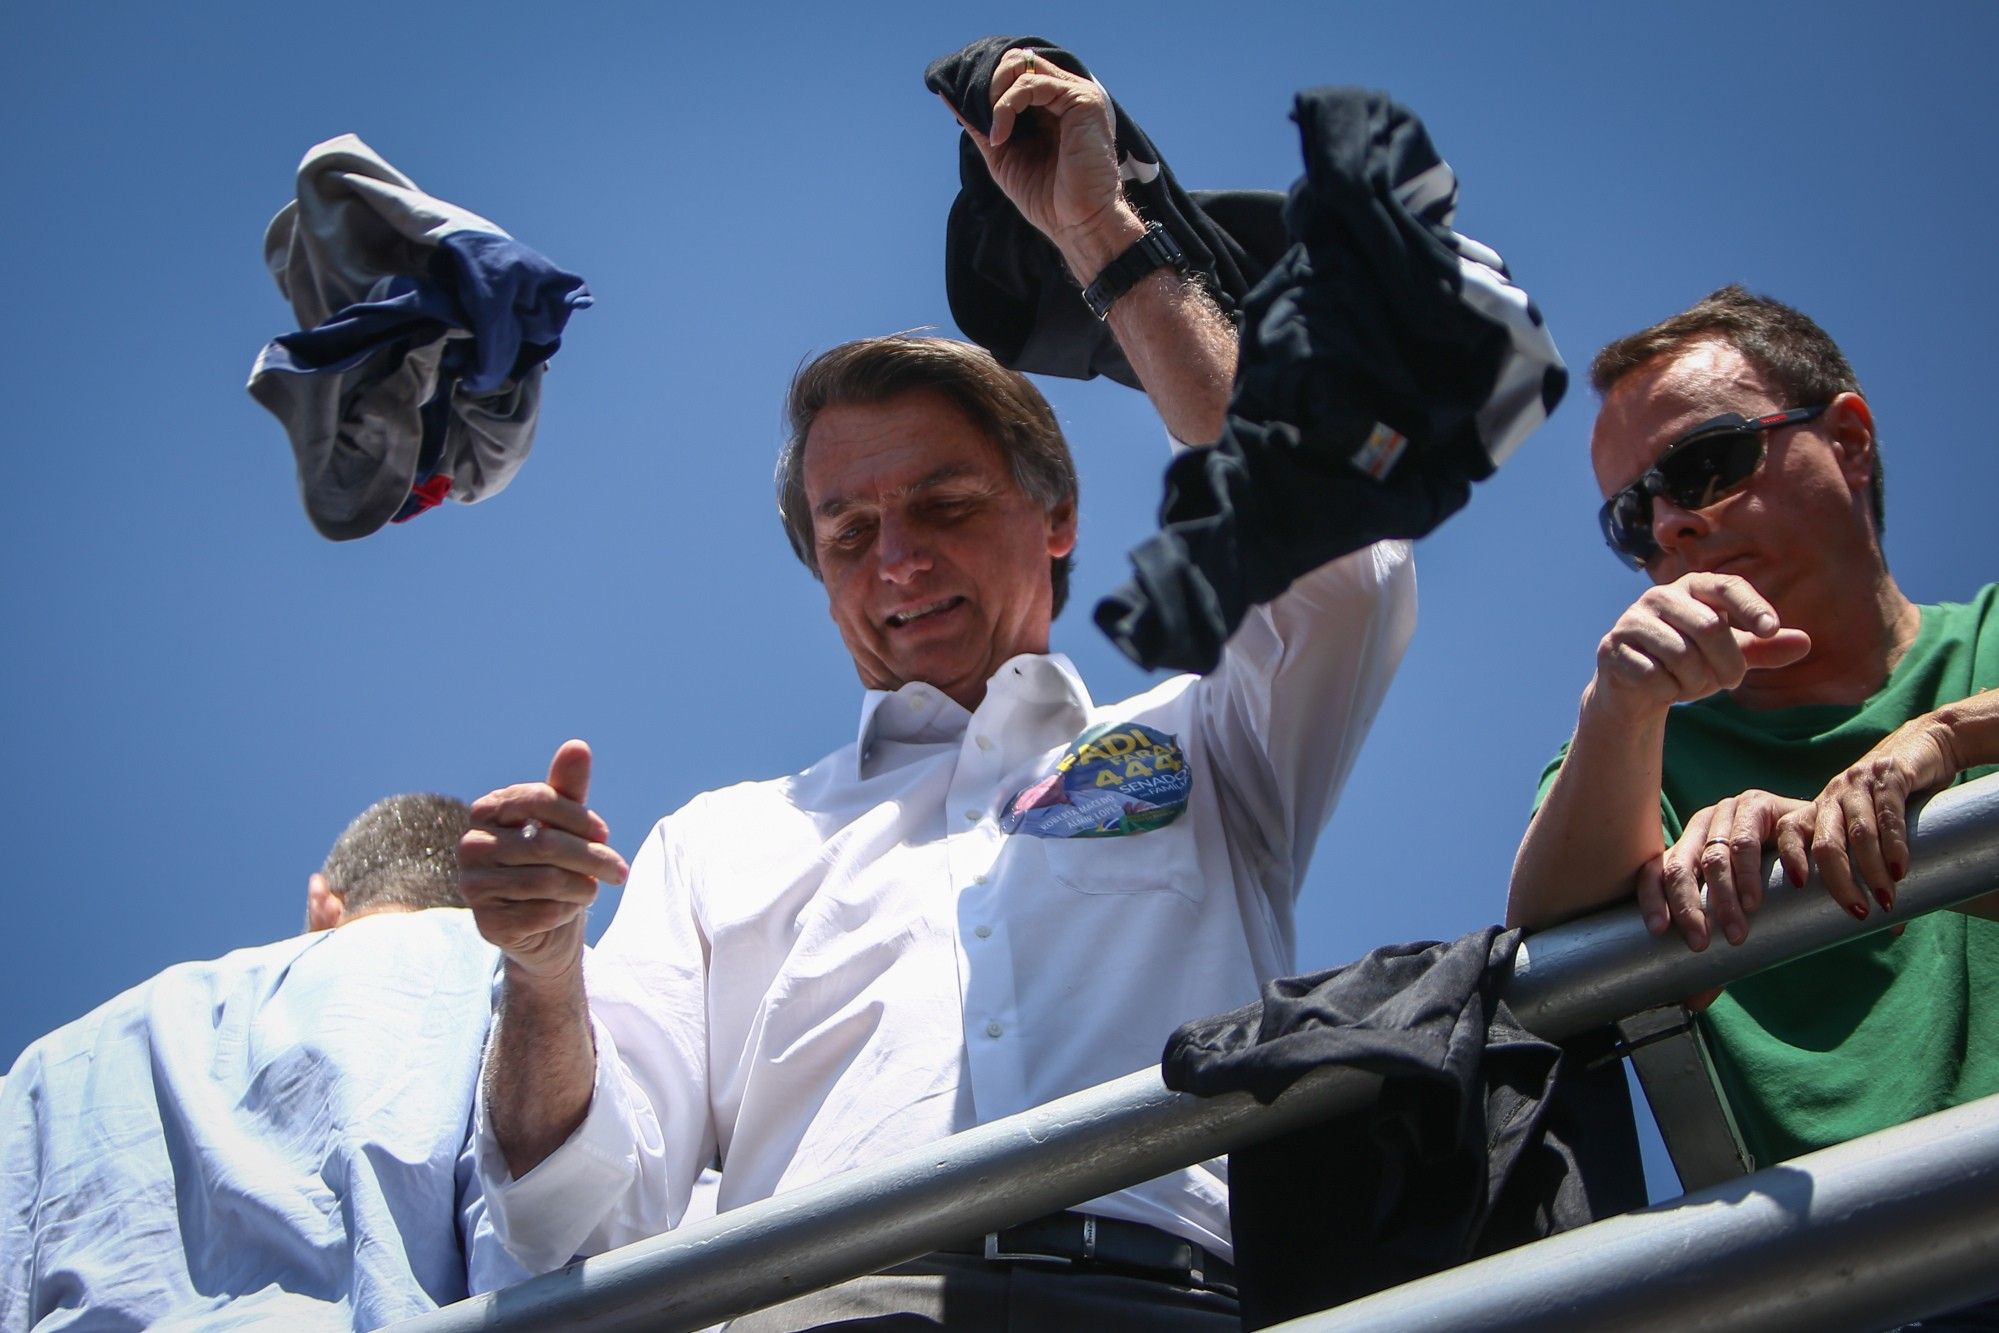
[457,829,497,864]
[468,792,509,821]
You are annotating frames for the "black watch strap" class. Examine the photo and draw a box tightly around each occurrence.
[1080,221,1187,319]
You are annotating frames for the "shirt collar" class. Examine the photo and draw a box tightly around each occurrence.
[853,653,1093,775]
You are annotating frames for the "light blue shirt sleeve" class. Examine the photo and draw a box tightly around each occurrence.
[0,910,509,1331]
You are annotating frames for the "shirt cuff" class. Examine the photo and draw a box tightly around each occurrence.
[473,1014,648,1274]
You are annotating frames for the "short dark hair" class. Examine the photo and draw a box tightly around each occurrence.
[320,793,471,917]
[1590,284,1883,533]
[776,335,1080,616]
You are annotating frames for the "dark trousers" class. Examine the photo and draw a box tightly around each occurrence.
[724,1251,1240,1331]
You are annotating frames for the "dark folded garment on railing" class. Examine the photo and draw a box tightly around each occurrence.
[1096,88,1567,673]
[925,35,1289,389]
[1162,926,1644,1330]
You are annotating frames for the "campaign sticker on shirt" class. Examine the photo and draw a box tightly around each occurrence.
[1001,721,1192,838]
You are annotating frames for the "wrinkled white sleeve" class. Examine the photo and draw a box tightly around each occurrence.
[457,1115,533,1297]
[0,1056,40,1329]
[473,818,716,1273]
[1195,538,1417,894]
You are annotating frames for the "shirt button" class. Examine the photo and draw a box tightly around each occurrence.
[963,809,981,823]
[975,734,993,752]
[986,1021,1004,1038]
[973,874,988,886]
[975,924,992,939]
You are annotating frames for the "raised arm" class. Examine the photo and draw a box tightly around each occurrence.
[946,48,1235,444]
[1507,573,1809,948]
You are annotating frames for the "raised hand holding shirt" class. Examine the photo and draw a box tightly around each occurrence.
[925,35,1289,390]
[929,44,1563,674]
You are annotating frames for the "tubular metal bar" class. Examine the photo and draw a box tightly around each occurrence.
[1275,1090,1999,1333]
[403,1065,1388,1333]
[1508,771,1999,1038]
[396,773,1999,1333]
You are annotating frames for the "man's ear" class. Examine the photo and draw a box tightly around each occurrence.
[1046,498,1078,559]
[1826,391,1877,493]
[306,872,346,931]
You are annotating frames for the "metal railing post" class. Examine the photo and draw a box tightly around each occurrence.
[394,772,1999,1333]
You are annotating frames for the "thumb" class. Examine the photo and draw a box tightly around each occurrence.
[1740,627,1812,670]
[546,739,593,805]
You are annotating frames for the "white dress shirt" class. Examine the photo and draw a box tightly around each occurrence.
[0,909,526,1332]
[479,541,1415,1272]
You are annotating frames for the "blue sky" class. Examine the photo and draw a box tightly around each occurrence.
[5,4,1995,1201]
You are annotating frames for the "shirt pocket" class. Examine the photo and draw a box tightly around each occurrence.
[1019,813,1207,904]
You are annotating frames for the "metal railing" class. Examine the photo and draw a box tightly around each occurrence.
[397,772,1999,1333]
[1279,1089,1999,1332]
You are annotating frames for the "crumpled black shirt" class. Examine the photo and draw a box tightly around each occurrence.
[1094,88,1569,672]
[1162,926,1644,1328]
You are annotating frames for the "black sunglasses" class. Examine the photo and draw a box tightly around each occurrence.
[1598,405,1828,569]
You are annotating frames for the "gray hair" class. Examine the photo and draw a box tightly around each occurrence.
[318,792,471,919]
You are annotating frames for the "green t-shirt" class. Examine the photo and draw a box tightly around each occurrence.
[1534,584,1999,1166]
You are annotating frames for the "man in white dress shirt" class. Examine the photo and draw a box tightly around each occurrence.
[458,51,1417,1329]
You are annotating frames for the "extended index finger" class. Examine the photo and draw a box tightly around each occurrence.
[1682,573,1779,636]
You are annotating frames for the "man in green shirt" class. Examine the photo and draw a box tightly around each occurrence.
[1507,284,1999,1167]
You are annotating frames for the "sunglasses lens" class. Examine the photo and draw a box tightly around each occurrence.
[1657,429,1762,509]
[1602,490,1655,567]
[1602,427,1767,567]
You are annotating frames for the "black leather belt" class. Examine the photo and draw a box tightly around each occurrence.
[938,1212,1237,1293]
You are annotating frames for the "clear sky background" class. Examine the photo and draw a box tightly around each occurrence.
[4,3,1994,1205]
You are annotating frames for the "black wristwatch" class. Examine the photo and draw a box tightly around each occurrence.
[1081,221,1187,319]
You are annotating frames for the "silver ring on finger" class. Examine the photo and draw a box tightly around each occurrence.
[521,819,542,842]
[1704,838,1730,849]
